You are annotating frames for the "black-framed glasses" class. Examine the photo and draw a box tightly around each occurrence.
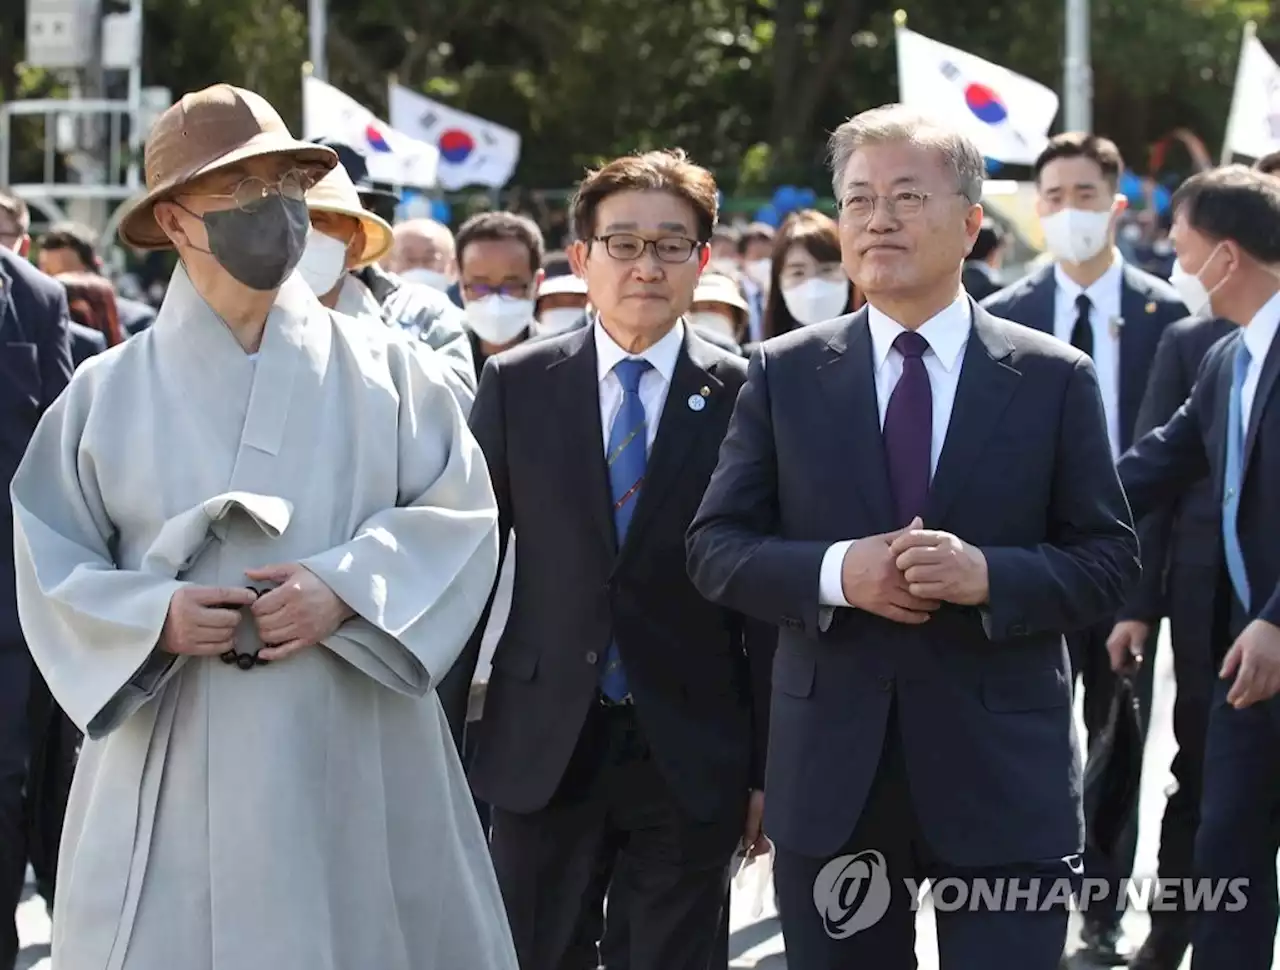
[591,233,702,264]
[838,189,963,221]
[191,170,307,212]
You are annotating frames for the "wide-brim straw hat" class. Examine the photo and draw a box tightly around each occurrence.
[305,163,394,269]
[118,84,338,251]
[692,272,749,312]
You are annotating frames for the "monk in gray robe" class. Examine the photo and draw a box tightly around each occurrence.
[10,84,517,970]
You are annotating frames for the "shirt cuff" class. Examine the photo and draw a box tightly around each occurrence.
[818,541,855,607]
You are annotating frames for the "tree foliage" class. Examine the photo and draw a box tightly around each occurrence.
[2,0,1274,192]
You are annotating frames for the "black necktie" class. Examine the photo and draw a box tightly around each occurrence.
[1071,293,1094,358]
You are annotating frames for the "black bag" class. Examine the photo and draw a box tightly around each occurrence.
[1083,674,1144,862]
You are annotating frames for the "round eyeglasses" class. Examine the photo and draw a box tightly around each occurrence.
[198,171,308,212]
[591,233,702,264]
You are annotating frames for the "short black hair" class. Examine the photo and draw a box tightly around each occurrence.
[1034,132,1124,187]
[969,220,1004,262]
[39,221,102,271]
[738,222,774,255]
[1255,151,1280,177]
[455,211,545,275]
[1171,164,1280,264]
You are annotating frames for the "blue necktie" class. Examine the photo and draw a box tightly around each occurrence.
[600,357,651,701]
[883,331,932,525]
[1223,342,1252,612]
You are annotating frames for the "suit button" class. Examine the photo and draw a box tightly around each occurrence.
[878,677,892,692]
[585,651,599,664]
[1011,623,1028,636]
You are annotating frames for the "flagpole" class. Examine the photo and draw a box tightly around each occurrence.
[308,0,327,82]
[893,9,907,101]
[1221,20,1256,165]
[1063,0,1092,131]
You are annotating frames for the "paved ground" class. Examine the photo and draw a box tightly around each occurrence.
[15,622,1280,968]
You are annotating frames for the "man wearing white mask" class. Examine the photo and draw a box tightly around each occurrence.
[982,131,1186,966]
[386,218,458,293]
[297,164,477,410]
[456,211,545,382]
[534,273,591,335]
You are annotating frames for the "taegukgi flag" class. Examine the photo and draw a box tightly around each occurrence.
[1222,26,1280,161]
[388,84,521,191]
[302,75,439,189]
[895,26,1059,165]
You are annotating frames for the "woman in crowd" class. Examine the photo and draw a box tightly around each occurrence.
[761,208,862,339]
[57,272,126,347]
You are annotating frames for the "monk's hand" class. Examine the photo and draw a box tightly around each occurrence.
[889,528,989,606]
[246,563,355,661]
[741,790,770,861]
[1221,619,1280,709]
[159,586,259,656]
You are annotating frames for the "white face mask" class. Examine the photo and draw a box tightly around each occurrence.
[1040,208,1113,264]
[688,311,739,341]
[781,277,850,325]
[1169,244,1226,316]
[465,294,534,345]
[745,258,772,290]
[400,267,452,291]
[536,307,584,335]
[296,231,349,297]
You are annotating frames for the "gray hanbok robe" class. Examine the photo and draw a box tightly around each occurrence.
[10,267,517,970]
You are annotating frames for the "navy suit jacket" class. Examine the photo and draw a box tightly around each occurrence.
[1119,315,1234,621]
[69,322,107,365]
[1119,325,1280,645]
[0,248,73,651]
[687,302,1139,864]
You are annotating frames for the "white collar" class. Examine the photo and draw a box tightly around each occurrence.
[1053,250,1125,303]
[867,292,971,373]
[1243,289,1280,364]
[594,316,685,385]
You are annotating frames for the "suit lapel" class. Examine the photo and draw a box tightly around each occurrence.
[546,327,617,557]
[1244,327,1280,477]
[926,305,1021,526]
[619,329,727,558]
[817,309,897,532]
[1016,266,1056,335]
[0,257,18,343]
[1117,266,1153,451]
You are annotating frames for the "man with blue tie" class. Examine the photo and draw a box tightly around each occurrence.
[1118,165,1280,970]
[441,149,773,970]
[687,105,1139,969]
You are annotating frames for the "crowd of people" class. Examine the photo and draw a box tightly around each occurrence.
[0,80,1278,970]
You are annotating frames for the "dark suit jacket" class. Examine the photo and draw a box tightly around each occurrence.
[961,261,1000,302]
[1118,326,1280,643]
[1,248,73,651]
[70,322,107,365]
[686,304,1139,864]
[1120,315,1234,621]
[440,324,773,824]
[117,296,155,336]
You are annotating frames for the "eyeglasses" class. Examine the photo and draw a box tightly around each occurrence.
[192,170,307,212]
[838,190,963,221]
[591,234,702,264]
[463,282,534,299]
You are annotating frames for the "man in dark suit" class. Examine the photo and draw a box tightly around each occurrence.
[1120,313,1233,970]
[440,149,772,970]
[961,218,1004,302]
[686,105,1139,970]
[981,133,1184,961]
[0,245,73,967]
[1118,165,1280,970]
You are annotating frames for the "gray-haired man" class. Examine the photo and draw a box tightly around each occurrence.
[687,104,1139,968]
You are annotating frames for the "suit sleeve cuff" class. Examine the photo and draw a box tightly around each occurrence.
[819,541,853,607]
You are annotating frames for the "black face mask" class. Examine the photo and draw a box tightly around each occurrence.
[185,194,310,292]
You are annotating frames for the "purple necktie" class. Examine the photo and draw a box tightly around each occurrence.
[883,330,932,525]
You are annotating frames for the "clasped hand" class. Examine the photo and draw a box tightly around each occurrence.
[159,563,353,661]
[840,516,990,625]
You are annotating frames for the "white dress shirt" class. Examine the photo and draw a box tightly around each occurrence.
[595,317,685,455]
[1241,290,1280,430]
[1053,254,1124,460]
[817,293,973,607]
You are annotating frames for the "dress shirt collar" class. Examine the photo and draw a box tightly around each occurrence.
[1052,249,1125,306]
[1243,289,1280,364]
[867,292,971,373]
[594,315,685,385]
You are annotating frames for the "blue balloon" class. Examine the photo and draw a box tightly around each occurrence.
[796,187,816,209]
[754,204,781,228]
[430,198,452,224]
[1117,171,1145,203]
[1153,184,1172,215]
[774,185,802,213]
